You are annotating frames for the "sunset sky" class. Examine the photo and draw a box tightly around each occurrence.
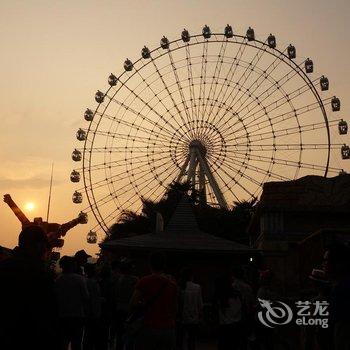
[1,0,349,257]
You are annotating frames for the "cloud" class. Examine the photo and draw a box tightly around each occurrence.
[0,176,63,190]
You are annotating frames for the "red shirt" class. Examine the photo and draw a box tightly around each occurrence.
[136,274,177,329]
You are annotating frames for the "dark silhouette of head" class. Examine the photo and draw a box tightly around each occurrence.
[324,242,350,280]
[119,257,133,274]
[18,225,48,259]
[59,256,76,273]
[149,251,166,273]
[74,249,91,266]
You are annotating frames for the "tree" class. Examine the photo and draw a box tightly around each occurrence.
[106,182,257,245]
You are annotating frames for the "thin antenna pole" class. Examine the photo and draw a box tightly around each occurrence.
[46,163,54,222]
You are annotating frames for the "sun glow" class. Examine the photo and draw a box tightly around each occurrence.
[25,202,35,211]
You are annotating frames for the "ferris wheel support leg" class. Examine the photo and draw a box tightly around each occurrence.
[199,164,207,205]
[176,154,190,182]
[187,149,197,184]
[196,151,228,209]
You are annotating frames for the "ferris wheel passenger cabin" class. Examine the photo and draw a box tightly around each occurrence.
[267,34,276,48]
[202,25,211,39]
[341,144,350,159]
[331,96,341,112]
[108,73,118,86]
[72,191,83,204]
[320,76,329,91]
[84,108,94,121]
[224,25,233,38]
[246,27,255,41]
[70,170,80,183]
[181,29,190,42]
[95,90,104,103]
[287,44,296,59]
[160,36,169,49]
[305,58,313,73]
[76,128,86,141]
[141,46,151,59]
[338,120,348,135]
[124,58,133,71]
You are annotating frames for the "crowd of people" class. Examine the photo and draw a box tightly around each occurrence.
[0,224,350,350]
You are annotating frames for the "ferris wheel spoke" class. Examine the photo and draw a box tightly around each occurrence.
[79,150,172,173]
[106,95,183,141]
[197,40,209,130]
[224,156,291,181]
[96,110,181,144]
[229,97,332,138]
[224,40,268,109]
[210,36,248,119]
[99,175,168,231]
[202,39,228,123]
[227,143,341,152]
[133,68,191,136]
[86,152,174,192]
[90,164,164,212]
[236,76,322,127]
[228,44,309,116]
[185,44,198,125]
[93,176,158,227]
[88,129,172,147]
[210,168,241,202]
[110,78,191,140]
[234,68,297,118]
[232,150,342,174]
[217,161,258,197]
[229,119,339,144]
[149,58,194,138]
[216,67,308,135]
[84,164,155,193]
[167,49,194,129]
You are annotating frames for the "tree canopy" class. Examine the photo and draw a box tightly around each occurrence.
[107,182,257,245]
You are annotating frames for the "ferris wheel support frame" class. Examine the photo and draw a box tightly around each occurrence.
[177,140,229,209]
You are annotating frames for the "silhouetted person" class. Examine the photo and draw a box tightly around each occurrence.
[75,249,91,275]
[56,255,89,350]
[98,263,114,349]
[304,269,332,350]
[83,263,102,350]
[214,273,244,350]
[130,252,178,350]
[324,243,350,350]
[113,258,138,350]
[231,266,255,348]
[177,267,203,350]
[0,225,59,350]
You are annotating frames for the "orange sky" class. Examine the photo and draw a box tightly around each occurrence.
[0,0,349,257]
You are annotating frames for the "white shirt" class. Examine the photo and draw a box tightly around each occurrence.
[180,281,203,324]
[218,297,242,325]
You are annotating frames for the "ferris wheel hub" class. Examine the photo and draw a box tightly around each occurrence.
[189,140,207,157]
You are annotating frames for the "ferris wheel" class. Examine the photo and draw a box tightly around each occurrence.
[71,24,349,240]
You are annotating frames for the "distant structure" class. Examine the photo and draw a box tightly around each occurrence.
[3,194,88,258]
[248,174,350,293]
